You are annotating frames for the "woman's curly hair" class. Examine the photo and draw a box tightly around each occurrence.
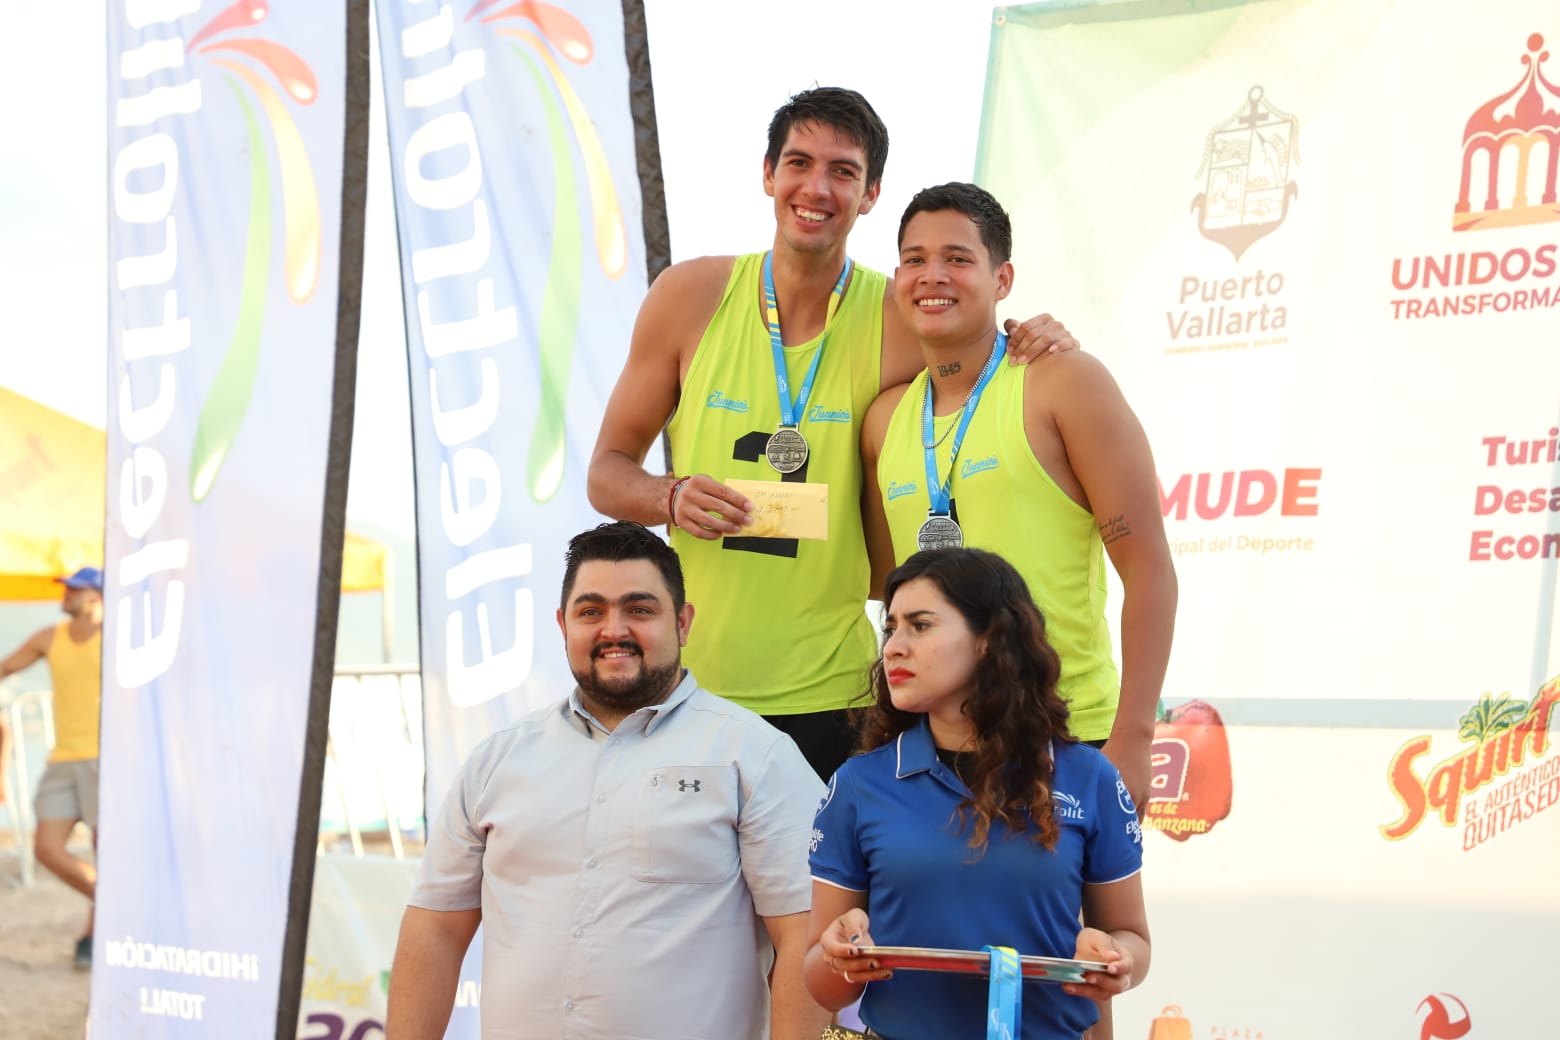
[856,548,1076,852]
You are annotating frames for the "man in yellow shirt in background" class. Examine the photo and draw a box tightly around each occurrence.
[0,566,104,970]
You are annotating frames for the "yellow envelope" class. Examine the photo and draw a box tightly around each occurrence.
[726,479,829,540]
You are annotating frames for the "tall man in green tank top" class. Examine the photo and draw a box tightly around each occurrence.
[862,182,1177,810]
[589,90,1078,780]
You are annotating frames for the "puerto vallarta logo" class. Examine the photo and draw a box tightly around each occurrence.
[1381,676,1560,850]
[1190,86,1300,261]
[475,0,628,503]
[187,0,322,502]
[1453,33,1560,232]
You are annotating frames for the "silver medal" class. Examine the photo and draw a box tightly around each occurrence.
[766,427,809,474]
[916,514,963,551]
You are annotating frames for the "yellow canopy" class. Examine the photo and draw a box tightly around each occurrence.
[0,386,384,600]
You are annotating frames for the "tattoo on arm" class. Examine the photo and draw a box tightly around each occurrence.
[935,362,961,377]
[1100,514,1131,545]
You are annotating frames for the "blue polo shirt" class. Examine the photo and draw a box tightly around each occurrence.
[810,718,1143,1040]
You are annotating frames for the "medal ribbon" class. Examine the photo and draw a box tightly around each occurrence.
[922,334,1006,517]
[762,250,852,428]
[982,944,1022,1040]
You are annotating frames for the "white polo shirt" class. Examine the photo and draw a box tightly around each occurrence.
[410,670,825,1040]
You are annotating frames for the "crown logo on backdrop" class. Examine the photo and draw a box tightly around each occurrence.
[1190,86,1300,261]
[1454,33,1560,231]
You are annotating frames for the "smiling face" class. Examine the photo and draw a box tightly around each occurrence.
[882,577,986,741]
[894,208,1013,347]
[557,558,694,720]
[763,120,881,260]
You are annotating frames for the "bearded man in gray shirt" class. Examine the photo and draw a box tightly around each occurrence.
[386,521,829,1040]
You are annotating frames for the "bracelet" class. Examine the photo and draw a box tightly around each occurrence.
[667,476,692,527]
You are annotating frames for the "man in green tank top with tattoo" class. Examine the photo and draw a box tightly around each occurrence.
[589,89,1078,780]
[862,182,1177,810]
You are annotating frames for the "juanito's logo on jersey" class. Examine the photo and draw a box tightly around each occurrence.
[959,455,998,478]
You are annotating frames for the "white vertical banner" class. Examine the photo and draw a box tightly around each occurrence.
[980,1,1559,1037]
[375,2,666,1030]
[99,0,366,1035]
[375,0,665,828]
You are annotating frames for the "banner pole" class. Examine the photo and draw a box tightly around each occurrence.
[274,1,371,1035]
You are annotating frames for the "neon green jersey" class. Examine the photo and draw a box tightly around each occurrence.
[668,253,885,715]
[875,361,1120,740]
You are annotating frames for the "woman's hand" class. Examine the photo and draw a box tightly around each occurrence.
[817,909,891,986]
[1064,926,1134,1001]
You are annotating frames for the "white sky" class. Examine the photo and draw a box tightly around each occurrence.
[0,0,1008,541]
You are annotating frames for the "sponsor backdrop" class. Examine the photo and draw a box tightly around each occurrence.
[375,0,666,1029]
[981,1,1558,1036]
[297,856,424,1040]
[99,0,367,1036]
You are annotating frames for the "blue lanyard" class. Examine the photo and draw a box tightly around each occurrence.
[982,945,1022,1040]
[762,250,852,428]
[922,334,1006,516]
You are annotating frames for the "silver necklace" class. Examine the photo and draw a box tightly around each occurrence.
[921,404,965,449]
[919,364,989,450]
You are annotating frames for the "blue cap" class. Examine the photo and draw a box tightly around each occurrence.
[55,566,104,591]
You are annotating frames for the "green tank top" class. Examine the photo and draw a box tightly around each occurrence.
[668,253,885,715]
[876,360,1120,740]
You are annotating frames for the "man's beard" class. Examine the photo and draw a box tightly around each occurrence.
[573,641,682,714]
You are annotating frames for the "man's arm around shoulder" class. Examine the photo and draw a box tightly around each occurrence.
[385,905,481,1039]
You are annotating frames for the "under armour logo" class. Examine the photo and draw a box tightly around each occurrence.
[678,779,702,793]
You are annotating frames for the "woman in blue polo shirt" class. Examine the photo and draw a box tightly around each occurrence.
[803,548,1148,1040]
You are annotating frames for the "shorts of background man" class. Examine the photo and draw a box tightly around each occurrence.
[34,759,99,827]
[765,708,857,782]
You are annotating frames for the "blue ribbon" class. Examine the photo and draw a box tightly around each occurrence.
[762,250,852,428]
[982,944,1022,1040]
[922,334,1006,517]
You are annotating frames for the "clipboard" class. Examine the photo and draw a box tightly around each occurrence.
[853,946,1109,984]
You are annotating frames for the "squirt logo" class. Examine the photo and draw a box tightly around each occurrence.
[1452,33,1560,233]
[1417,993,1472,1040]
[185,0,322,502]
[1380,676,1560,851]
[1191,86,1300,261]
[472,0,628,504]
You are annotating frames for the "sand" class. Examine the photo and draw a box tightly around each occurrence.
[0,840,92,1040]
